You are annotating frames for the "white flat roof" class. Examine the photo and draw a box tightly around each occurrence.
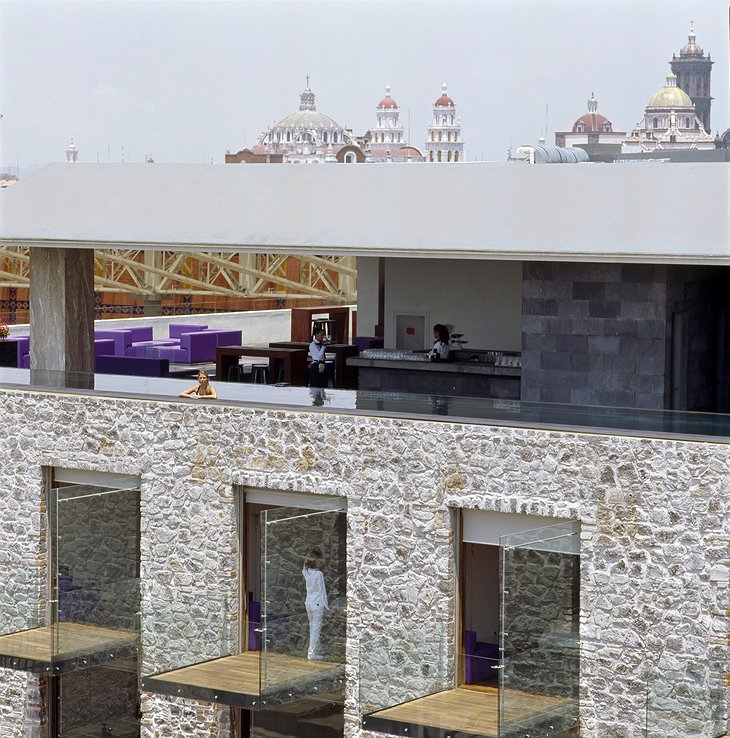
[1,162,728,264]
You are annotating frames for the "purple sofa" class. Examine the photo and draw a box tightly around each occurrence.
[464,630,499,684]
[94,339,117,357]
[169,323,207,340]
[156,329,242,364]
[94,329,133,357]
[157,331,219,364]
[15,336,30,368]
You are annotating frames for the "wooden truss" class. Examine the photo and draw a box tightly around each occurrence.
[0,248,357,302]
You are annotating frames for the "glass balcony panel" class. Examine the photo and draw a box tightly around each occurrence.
[359,636,451,736]
[0,481,140,675]
[645,651,727,738]
[57,660,140,737]
[248,690,345,737]
[499,521,581,738]
[53,483,141,672]
[260,506,346,705]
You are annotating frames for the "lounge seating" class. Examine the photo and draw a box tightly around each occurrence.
[156,329,242,364]
[94,339,117,357]
[94,329,134,357]
[95,355,170,377]
[157,331,219,364]
[169,323,207,340]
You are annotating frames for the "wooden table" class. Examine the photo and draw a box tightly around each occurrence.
[216,346,309,386]
[269,342,359,389]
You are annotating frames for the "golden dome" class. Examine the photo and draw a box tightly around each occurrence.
[647,73,693,108]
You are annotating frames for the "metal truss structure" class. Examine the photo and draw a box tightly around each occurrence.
[0,247,357,302]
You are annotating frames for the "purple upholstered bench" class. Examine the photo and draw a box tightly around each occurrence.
[95,355,170,377]
[208,329,242,347]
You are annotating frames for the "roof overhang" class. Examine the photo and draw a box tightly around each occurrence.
[1,162,728,264]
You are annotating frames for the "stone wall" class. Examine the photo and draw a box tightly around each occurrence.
[521,262,729,412]
[0,389,727,738]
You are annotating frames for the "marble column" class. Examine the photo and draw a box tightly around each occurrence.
[30,248,95,388]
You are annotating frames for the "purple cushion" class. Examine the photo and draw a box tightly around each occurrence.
[128,325,153,342]
[94,329,133,356]
[94,339,116,358]
[158,331,218,363]
[209,330,242,346]
[169,323,207,339]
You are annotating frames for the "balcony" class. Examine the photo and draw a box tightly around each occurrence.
[2,367,730,443]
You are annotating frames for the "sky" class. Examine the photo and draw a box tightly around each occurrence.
[0,0,727,172]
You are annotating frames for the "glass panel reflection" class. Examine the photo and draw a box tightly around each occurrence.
[261,507,346,702]
[499,521,581,738]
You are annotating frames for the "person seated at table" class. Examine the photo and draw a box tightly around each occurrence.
[179,370,218,399]
[308,328,328,388]
[428,324,451,361]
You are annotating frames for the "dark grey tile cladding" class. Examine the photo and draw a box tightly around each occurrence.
[572,282,606,300]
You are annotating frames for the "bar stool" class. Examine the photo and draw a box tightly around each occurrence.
[325,358,336,388]
[227,363,244,382]
[252,363,269,384]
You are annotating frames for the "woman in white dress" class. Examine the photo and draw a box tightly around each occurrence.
[302,548,328,660]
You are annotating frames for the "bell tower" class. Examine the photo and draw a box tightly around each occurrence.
[670,23,713,133]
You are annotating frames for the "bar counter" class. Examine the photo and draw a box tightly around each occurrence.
[348,351,520,399]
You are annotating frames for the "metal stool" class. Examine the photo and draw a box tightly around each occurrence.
[251,363,269,384]
[227,363,244,382]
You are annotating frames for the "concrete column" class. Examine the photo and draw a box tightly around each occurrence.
[355,257,384,337]
[30,248,95,388]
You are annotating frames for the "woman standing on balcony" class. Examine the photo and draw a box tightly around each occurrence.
[302,548,328,660]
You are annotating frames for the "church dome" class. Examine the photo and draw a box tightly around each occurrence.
[572,113,612,133]
[378,84,398,109]
[273,85,344,130]
[647,73,693,108]
[434,82,455,107]
[680,29,704,57]
[571,93,613,132]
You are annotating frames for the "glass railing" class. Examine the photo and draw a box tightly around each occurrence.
[4,366,730,442]
[57,660,140,737]
[359,633,450,731]
[499,521,581,738]
[0,481,141,675]
[259,505,347,705]
[249,688,345,737]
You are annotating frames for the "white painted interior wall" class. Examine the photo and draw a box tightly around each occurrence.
[355,257,380,337]
[382,258,523,351]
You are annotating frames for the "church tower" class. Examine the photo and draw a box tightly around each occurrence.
[424,83,464,162]
[371,85,404,148]
[670,23,713,133]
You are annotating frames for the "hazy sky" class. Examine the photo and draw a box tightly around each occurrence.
[1,0,727,170]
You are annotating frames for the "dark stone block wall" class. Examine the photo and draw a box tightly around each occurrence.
[521,263,729,411]
[521,263,669,408]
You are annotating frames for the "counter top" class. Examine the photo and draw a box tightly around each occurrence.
[347,356,520,377]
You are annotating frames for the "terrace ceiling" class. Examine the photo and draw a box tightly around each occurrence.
[1,162,728,264]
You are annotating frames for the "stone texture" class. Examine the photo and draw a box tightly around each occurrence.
[0,389,727,738]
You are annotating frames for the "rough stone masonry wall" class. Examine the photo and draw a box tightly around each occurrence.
[0,389,728,738]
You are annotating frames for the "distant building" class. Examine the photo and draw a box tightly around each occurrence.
[622,71,714,153]
[555,94,625,148]
[226,81,355,164]
[424,83,464,162]
[670,24,713,133]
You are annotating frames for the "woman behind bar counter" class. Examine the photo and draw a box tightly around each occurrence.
[428,324,451,361]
